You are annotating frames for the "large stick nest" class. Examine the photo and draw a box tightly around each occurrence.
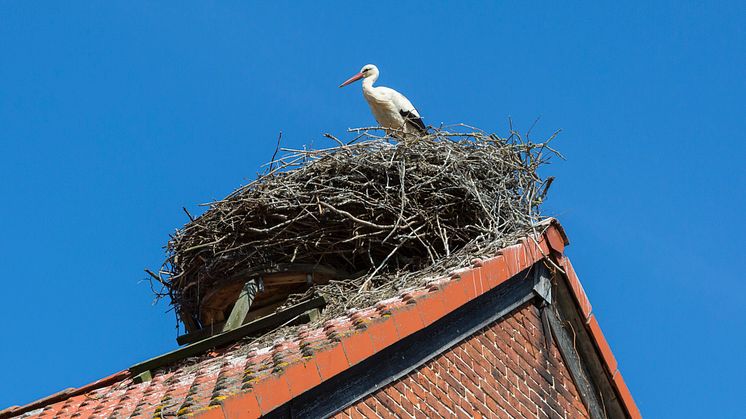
[154,126,559,324]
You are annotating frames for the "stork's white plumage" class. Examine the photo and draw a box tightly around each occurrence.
[339,64,427,137]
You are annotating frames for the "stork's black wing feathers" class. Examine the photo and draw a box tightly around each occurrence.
[400,109,427,134]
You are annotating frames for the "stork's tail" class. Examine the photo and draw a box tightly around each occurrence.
[400,110,428,135]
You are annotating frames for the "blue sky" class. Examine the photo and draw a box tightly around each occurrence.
[1,2,744,416]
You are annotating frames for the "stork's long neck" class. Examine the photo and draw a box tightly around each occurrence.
[362,73,378,96]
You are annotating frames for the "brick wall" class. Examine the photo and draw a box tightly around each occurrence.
[333,303,590,418]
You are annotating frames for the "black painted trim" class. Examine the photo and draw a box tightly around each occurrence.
[545,305,606,418]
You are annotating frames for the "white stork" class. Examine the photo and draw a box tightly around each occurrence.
[339,64,427,137]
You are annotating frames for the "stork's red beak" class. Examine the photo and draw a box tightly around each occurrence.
[339,72,364,88]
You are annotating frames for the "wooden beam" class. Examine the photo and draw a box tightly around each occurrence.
[545,304,606,418]
[552,272,628,418]
[222,279,259,332]
[131,296,326,377]
[180,299,293,346]
[133,370,152,384]
[176,321,226,346]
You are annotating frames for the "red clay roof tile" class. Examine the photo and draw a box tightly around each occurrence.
[612,370,642,419]
[560,257,594,320]
[586,313,620,376]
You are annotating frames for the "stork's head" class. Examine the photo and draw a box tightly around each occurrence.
[339,64,379,88]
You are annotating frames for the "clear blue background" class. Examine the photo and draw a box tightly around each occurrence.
[1,2,744,417]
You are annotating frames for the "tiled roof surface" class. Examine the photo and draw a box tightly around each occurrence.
[1,220,639,419]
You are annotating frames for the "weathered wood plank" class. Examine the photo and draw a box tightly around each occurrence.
[222,279,259,332]
[132,296,325,376]
[545,304,606,418]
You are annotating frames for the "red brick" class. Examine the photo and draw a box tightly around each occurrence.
[460,375,484,403]
[454,404,472,418]
[375,392,402,417]
[354,400,380,418]
[399,393,415,416]
[362,395,383,416]
[421,363,441,386]
[426,392,454,417]
[431,382,454,411]
[330,409,352,419]
[442,370,466,397]
[412,406,431,419]
[408,376,429,401]
[449,353,481,394]
[493,406,512,419]
[467,396,492,418]
[383,386,401,404]
[350,408,368,419]
[392,379,409,398]
[518,401,537,418]
[415,403,442,419]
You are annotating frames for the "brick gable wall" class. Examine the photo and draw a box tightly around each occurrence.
[333,303,590,418]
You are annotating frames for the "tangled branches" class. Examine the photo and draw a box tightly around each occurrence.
[155,125,559,322]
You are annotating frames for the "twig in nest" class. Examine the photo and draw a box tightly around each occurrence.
[268,131,283,172]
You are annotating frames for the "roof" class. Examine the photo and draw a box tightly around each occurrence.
[0,219,639,419]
